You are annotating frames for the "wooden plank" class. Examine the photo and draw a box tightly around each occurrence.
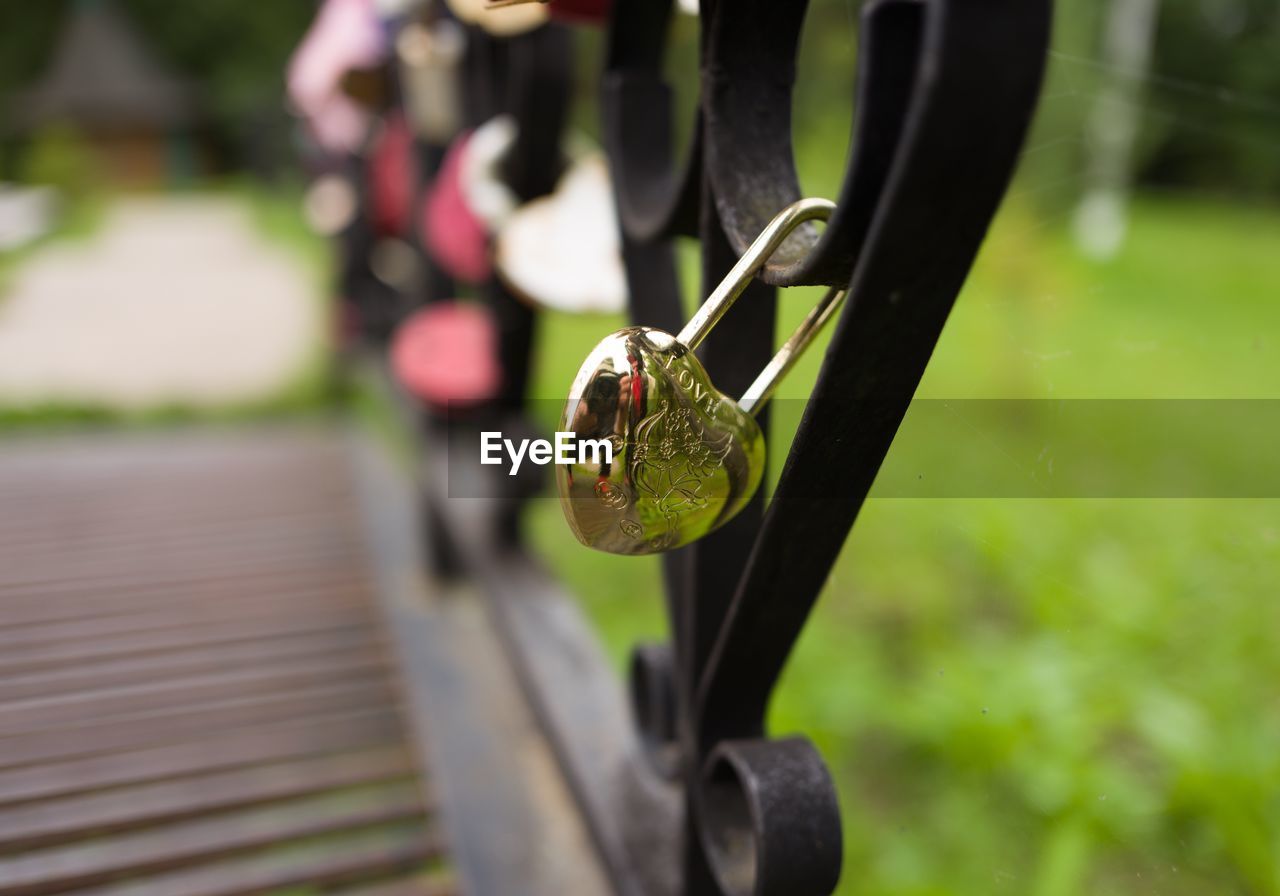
[0,588,367,652]
[0,627,382,704]
[1,514,359,561]
[0,606,376,677]
[0,456,351,500]
[0,492,357,540]
[0,427,451,895]
[0,443,350,504]
[0,481,347,519]
[0,786,426,895]
[0,651,388,737]
[0,747,416,853]
[68,826,444,896]
[0,540,366,593]
[0,504,357,549]
[0,424,342,466]
[0,513,356,564]
[0,565,371,627]
[0,504,353,553]
[0,563,367,611]
[0,690,399,784]
[332,875,458,896]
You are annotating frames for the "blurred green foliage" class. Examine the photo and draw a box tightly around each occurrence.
[790,0,1280,207]
[19,123,99,200]
[115,0,316,172]
[1147,0,1280,193]
[0,0,315,177]
[2,0,1278,194]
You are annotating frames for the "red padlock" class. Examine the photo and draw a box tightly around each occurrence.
[390,303,501,407]
[423,132,489,283]
[367,112,415,238]
[482,0,611,25]
[423,117,518,284]
[544,0,611,24]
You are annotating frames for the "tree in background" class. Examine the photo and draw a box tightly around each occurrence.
[3,0,1278,194]
[1144,0,1280,195]
[1,0,316,180]
[1073,0,1161,260]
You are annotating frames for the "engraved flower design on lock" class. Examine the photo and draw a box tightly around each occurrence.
[629,401,734,540]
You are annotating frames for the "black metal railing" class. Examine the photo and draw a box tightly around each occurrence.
[334,2,1053,893]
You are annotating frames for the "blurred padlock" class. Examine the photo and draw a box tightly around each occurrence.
[422,117,518,283]
[484,0,610,25]
[495,153,627,315]
[367,112,416,237]
[286,0,388,154]
[391,302,502,408]
[458,116,520,228]
[557,198,845,555]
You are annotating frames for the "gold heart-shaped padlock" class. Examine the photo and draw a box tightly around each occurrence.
[557,198,845,555]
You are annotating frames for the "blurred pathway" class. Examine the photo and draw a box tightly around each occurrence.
[0,197,321,410]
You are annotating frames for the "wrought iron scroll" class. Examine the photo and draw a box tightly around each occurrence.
[601,2,1052,895]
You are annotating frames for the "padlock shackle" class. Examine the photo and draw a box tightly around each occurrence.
[675,198,846,416]
[738,282,845,415]
[677,198,835,350]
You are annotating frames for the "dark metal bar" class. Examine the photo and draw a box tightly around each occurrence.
[696,0,1053,754]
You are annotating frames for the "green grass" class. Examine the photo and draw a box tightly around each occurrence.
[524,193,1280,895]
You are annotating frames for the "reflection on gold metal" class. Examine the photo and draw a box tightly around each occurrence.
[558,198,846,555]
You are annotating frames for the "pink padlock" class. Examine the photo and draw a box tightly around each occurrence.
[423,132,489,283]
[390,303,502,407]
[423,117,518,284]
[367,113,415,238]
[286,0,386,154]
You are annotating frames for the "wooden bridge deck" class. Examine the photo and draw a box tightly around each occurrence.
[0,426,454,896]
